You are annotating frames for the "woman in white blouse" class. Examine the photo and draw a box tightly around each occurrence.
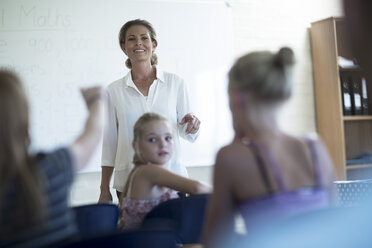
[98,19,201,202]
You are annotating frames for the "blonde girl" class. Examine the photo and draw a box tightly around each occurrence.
[118,112,211,230]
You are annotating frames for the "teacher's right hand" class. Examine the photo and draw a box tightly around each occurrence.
[98,189,113,203]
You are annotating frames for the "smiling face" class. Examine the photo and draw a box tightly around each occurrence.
[134,120,173,165]
[121,25,157,65]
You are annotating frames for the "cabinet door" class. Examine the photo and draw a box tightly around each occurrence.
[311,17,346,180]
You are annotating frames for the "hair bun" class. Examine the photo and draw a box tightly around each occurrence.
[274,47,295,67]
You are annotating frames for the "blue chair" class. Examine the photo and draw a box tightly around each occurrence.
[141,193,209,245]
[334,180,372,206]
[72,202,119,238]
[58,228,177,248]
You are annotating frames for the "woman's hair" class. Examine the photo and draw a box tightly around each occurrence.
[0,70,45,236]
[228,47,295,102]
[121,112,170,198]
[118,19,158,69]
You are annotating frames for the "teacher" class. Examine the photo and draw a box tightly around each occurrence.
[98,19,201,202]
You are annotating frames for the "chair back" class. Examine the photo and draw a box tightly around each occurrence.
[59,228,176,248]
[334,180,372,206]
[72,202,119,238]
[142,193,209,244]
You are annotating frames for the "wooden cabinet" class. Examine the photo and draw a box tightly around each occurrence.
[311,17,372,180]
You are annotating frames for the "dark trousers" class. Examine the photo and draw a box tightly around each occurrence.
[116,190,122,203]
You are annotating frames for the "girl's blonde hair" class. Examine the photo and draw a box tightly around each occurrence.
[228,47,295,102]
[118,19,158,69]
[121,112,170,198]
[0,70,45,236]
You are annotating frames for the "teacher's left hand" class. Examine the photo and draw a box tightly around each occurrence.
[180,113,201,134]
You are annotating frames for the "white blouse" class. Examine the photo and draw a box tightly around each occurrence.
[101,68,199,192]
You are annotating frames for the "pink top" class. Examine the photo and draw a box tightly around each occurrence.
[119,168,179,230]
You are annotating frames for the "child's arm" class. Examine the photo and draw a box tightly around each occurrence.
[141,165,212,194]
[69,87,105,172]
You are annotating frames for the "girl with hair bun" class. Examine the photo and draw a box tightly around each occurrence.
[202,47,335,246]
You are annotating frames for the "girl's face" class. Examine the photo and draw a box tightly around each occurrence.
[135,120,173,165]
[121,25,157,65]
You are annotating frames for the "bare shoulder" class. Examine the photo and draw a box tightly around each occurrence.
[216,143,246,163]
[135,164,178,185]
[287,133,330,163]
[301,133,329,156]
[301,134,334,179]
[135,164,167,177]
[215,142,256,172]
[284,133,324,153]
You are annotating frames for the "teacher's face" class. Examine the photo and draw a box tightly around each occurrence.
[121,25,157,65]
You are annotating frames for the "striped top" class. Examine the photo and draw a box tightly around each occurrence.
[0,148,78,248]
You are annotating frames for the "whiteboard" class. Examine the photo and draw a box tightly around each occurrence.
[0,0,234,172]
